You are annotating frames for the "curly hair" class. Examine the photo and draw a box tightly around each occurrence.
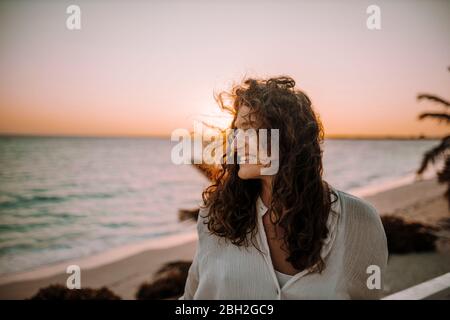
[201,76,338,273]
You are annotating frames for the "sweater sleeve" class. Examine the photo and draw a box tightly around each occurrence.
[179,207,207,300]
[341,193,388,300]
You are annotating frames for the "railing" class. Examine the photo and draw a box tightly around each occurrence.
[382,272,450,300]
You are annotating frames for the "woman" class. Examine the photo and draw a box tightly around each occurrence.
[181,76,388,299]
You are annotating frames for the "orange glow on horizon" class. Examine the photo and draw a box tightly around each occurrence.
[0,0,449,139]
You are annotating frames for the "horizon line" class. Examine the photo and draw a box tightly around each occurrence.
[0,132,442,140]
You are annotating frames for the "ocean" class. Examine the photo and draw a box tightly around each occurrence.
[0,136,440,276]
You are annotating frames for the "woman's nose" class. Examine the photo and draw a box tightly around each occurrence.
[224,135,237,161]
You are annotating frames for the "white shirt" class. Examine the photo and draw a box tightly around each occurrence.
[275,270,293,288]
[180,188,388,299]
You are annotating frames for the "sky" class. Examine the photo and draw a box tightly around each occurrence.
[0,0,449,138]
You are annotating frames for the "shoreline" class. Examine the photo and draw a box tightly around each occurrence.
[0,176,448,299]
[364,175,448,225]
[0,229,197,287]
[349,168,437,199]
[0,234,199,300]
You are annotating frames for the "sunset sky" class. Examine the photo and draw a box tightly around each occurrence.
[0,0,449,138]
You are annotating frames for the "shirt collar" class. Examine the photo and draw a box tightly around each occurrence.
[256,189,340,217]
[256,196,268,217]
[255,188,341,259]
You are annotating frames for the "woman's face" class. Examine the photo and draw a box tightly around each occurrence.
[233,105,271,180]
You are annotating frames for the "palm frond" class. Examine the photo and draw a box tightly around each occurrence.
[417,135,450,175]
[417,94,450,107]
[437,156,450,184]
[418,112,450,123]
[436,156,450,209]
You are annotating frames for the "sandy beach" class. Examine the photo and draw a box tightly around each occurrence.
[0,177,448,300]
[363,178,450,296]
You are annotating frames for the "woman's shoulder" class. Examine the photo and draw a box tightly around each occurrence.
[196,205,211,235]
[334,189,388,293]
[333,188,387,248]
[197,205,208,221]
[335,188,387,252]
[335,189,380,225]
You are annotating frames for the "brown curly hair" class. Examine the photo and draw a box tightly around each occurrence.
[201,76,338,273]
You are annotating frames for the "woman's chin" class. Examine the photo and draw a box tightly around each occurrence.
[237,165,261,180]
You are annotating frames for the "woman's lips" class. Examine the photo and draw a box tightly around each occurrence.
[237,154,258,164]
